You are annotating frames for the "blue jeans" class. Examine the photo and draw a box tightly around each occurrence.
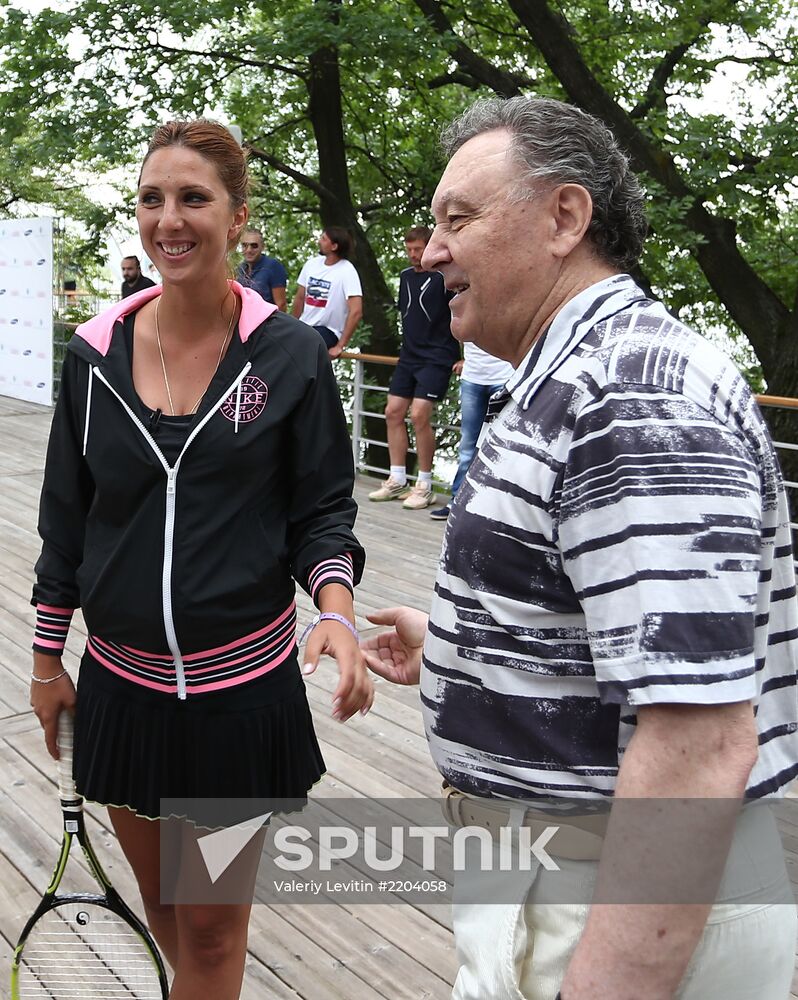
[452,380,506,496]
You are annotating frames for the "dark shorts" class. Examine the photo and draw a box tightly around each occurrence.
[389,359,453,402]
[313,325,339,349]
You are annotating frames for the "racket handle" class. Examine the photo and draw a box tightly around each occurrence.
[56,711,79,802]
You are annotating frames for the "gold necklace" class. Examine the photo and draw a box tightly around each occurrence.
[155,291,236,416]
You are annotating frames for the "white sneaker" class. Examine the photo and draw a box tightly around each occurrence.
[402,481,435,510]
[368,477,411,502]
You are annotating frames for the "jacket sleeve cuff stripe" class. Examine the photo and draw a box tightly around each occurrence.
[33,606,74,656]
[308,553,354,605]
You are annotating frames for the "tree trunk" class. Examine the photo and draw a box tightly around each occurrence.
[307,0,396,355]
[307,0,397,472]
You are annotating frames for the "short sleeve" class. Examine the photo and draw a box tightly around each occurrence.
[296,260,310,288]
[343,263,362,298]
[271,260,287,287]
[558,383,762,708]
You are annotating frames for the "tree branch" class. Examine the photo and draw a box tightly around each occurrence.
[413,0,527,98]
[110,39,307,80]
[458,9,532,42]
[727,152,763,174]
[630,5,753,120]
[629,34,704,119]
[428,70,481,90]
[246,143,335,202]
[506,0,792,370]
[247,116,308,143]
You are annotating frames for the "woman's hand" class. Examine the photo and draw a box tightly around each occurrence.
[360,607,428,686]
[302,620,374,722]
[30,654,76,759]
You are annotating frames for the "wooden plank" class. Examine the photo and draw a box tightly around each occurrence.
[5,727,453,999]
[0,400,454,999]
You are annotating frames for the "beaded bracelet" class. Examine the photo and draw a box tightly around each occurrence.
[299,612,359,646]
[31,668,68,684]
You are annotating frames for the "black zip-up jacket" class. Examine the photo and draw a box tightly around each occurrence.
[33,284,364,694]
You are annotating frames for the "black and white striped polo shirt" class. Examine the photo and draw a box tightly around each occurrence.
[422,274,798,801]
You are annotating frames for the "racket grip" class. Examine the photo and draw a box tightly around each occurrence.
[56,711,79,801]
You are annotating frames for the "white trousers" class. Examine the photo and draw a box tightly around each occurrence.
[451,807,797,1000]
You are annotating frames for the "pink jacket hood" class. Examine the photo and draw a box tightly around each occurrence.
[74,281,278,357]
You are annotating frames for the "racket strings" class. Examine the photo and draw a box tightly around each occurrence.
[17,903,164,999]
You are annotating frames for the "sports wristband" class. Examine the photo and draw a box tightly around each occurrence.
[299,612,359,646]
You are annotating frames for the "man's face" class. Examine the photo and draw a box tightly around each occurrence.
[121,260,141,283]
[240,233,263,264]
[405,239,427,270]
[422,128,562,361]
[318,231,336,256]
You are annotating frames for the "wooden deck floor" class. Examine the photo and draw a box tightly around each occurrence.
[0,393,454,999]
[1,392,797,999]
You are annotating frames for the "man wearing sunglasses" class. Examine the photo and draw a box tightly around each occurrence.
[236,227,288,310]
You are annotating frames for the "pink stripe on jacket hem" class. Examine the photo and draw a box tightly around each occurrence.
[87,637,294,694]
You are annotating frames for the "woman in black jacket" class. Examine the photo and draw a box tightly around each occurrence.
[30,119,372,999]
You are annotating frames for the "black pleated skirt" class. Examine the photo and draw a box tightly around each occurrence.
[73,646,325,822]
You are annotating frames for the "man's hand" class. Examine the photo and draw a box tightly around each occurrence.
[559,701,758,999]
[291,285,305,319]
[273,286,288,312]
[452,360,464,376]
[328,343,344,359]
[360,606,428,686]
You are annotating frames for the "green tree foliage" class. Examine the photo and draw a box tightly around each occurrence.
[1,0,796,406]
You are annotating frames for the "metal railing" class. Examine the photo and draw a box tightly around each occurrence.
[754,395,798,563]
[47,335,798,547]
[338,352,798,559]
[340,351,459,484]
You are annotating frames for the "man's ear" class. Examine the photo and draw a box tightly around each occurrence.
[550,184,593,259]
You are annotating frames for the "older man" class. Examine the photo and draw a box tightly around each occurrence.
[363,97,798,1000]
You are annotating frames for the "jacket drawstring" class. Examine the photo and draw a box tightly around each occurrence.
[82,366,94,456]
[235,379,243,434]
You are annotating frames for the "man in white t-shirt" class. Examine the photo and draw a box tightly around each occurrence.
[292,227,363,358]
[429,342,514,521]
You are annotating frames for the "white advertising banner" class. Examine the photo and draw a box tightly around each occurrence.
[0,217,53,406]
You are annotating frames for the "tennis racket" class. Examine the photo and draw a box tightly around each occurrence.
[11,712,168,999]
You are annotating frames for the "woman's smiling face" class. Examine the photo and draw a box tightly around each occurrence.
[136,146,247,286]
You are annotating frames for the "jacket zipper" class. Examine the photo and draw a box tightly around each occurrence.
[91,362,252,699]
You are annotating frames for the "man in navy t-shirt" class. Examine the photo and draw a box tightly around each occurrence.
[236,228,288,310]
[368,226,458,511]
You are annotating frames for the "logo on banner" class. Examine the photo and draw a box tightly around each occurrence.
[0,215,53,405]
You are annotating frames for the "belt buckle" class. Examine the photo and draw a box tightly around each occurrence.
[441,781,467,827]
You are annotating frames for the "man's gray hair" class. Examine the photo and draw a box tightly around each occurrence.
[441,97,647,271]
[242,227,263,239]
